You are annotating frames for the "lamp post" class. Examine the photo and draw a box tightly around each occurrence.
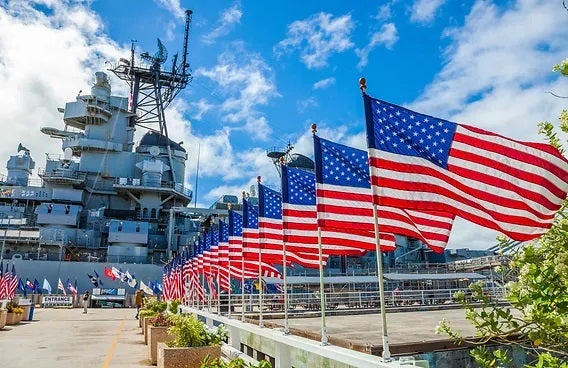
[1,216,13,262]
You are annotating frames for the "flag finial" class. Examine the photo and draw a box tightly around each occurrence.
[257,176,261,183]
[311,123,317,134]
[359,77,367,93]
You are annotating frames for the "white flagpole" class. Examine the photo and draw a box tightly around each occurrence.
[317,227,328,345]
[258,249,264,328]
[283,231,290,334]
[361,77,391,361]
[257,178,264,328]
[227,256,232,318]
[241,257,246,322]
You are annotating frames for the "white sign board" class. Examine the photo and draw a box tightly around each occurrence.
[42,295,74,307]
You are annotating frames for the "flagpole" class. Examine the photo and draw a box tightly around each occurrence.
[241,192,246,323]
[227,255,232,318]
[311,124,328,345]
[283,227,290,334]
[241,257,245,322]
[280,158,290,334]
[361,77,391,361]
[317,227,328,345]
[257,177,264,328]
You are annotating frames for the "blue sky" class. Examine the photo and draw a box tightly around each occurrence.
[0,0,567,250]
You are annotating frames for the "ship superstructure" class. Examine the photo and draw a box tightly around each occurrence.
[0,9,221,265]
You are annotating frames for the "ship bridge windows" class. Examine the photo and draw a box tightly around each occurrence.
[151,208,156,218]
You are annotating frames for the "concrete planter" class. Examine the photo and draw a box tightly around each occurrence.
[148,326,175,365]
[157,343,220,368]
[143,316,152,344]
[0,310,6,329]
[5,312,22,325]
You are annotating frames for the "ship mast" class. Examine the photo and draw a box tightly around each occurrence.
[110,9,193,185]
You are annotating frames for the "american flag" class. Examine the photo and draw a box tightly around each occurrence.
[205,274,218,299]
[281,166,385,254]
[243,198,283,279]
[0,262,5,298]
[228,210,263,279]
[363,94,568,241]
[217,220,232,292]
[258,182,327,269]
[203,231,212,274]
[242,198,260,259]
[5,264,18,299]
[314,135,455,253]
[66,278,77,295]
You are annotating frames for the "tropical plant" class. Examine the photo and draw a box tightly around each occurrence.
[150,312,173,327]
[166,314,227,348]
[139,298,168,319]
[437,60,568,367]
[201,356,272,368]
[6,301,24,314]
[168,299,181,314]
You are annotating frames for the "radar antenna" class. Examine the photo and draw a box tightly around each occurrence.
[109,9,193,186]
[109,9,193,134]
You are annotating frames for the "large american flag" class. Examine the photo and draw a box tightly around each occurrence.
[242,198,283,278]
[282,166,389,254]
[228,210,265,279]
[217,220,232,292]
[258,182,326,269]
[314,135,455,253]
[363,94,568,241]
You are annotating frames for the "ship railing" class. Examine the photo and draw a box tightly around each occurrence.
[181,306,429,368]
[204,286,506,314]
[114,177,192,198]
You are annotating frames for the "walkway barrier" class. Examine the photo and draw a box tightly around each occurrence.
[180,306,429,368]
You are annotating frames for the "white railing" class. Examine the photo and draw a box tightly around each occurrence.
[181,306,429,368]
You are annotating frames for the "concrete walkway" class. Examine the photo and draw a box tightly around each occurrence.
[0,308,150,368]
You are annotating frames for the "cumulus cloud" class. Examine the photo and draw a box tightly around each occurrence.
[0,1,126,174]
[375,4,393,21]
[313,77,336,90]
[274,12,354,69]
[196,46,279,140]
[408,0,568,248]
[154,0,186,21]
[410,0,445,23]
[202,2,242,45]
[355,23,399,68]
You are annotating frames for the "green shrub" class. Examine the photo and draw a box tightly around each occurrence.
[201,356,272,368]
[167,314,227,348]
[168,299,181,314]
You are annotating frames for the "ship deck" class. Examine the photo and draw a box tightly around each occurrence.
[0,307,475,367]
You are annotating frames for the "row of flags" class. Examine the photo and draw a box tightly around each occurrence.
[161,91,568,303]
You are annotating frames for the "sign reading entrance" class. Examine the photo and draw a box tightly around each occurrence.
[42,295,74,307]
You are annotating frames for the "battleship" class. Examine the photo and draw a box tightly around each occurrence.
[0,7,500,296]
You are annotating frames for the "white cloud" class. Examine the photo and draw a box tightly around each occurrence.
[410,0,445,23]
[297,97,319,112]
[274,12,354,69]
[0,1,126,176]
[375,4,393,21]
[202,2,242,45]
[355,23,399,68]
[313,77,336,90]
[154,0,186,21]
[190,98,214,120]
[196,46,279,140]
[408,0,568,248]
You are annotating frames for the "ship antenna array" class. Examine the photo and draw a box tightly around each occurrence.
[109,9,193,135]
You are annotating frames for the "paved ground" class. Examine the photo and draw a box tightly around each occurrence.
[0,307,150,368]
[269,308,476,346]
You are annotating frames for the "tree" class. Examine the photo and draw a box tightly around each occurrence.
[437,61,568,368]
